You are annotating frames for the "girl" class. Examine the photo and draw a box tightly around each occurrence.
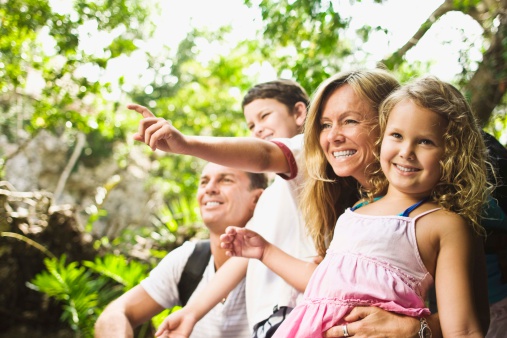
[221,76,491,337]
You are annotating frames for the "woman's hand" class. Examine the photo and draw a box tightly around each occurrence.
[323,307,420,338]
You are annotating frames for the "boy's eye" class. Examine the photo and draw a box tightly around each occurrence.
[248,124,254,131]
[261,112,270,120]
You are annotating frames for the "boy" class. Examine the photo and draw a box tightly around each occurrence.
[131,79,314,337]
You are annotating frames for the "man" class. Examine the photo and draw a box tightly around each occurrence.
[94,162,266,338]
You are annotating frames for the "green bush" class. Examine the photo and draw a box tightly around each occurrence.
[28,253,161,338]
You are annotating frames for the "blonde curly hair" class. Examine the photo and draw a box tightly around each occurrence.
[365,75,492,235]
[301,68,400,257]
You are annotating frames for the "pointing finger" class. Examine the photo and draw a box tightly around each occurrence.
[127,103,156,118]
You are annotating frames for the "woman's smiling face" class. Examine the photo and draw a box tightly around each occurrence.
[319,84,379,187]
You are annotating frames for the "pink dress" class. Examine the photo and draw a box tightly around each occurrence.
[273,207,438,338]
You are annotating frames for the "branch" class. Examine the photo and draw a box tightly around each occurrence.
[53,132,86,204]
[381,0,455,67]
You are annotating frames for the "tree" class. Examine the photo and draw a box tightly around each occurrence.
[246,0,507,133]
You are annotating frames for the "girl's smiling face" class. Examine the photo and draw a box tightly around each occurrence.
[380,99,446,198]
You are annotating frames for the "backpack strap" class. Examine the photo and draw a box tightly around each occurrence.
[177,239,211,306]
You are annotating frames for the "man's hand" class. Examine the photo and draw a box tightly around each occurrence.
[323,307,420,338]
[128,103,188,154]
[154,308,198,338]
[220,226,268,260]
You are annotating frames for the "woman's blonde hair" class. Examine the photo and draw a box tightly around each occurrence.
[301,68,400,257]
[366,75,492,234]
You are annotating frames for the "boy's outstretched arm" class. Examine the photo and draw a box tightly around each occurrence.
[155,257,248,337]
[129,104,290,174]
[221,226,317,292]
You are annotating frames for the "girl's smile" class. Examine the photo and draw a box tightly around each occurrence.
[380,99,447,198]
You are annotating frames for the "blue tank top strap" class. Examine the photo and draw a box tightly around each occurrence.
[351,196,382,211]
[399,197,430,217]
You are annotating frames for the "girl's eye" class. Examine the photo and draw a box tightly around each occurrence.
[248,124,254,131]
[420,139,434,145]
[391,133,402,139]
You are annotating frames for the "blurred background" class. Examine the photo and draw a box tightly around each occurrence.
[1,0,506,336]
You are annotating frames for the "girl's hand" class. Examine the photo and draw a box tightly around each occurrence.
[220,226,268,260]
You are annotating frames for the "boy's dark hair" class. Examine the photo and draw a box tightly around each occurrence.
[246,172,268,190]
[242,79,310,113]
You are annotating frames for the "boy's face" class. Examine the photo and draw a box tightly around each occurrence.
[244,98,305,140]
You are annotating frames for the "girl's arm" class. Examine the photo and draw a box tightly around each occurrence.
[221,227,317,292]
[155,257,248,337]
[129,103,290,174]
[433,213,488,337]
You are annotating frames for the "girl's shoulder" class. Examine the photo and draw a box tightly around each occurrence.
[415,206,468,233]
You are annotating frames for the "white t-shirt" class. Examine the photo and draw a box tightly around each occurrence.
[141,241,250,338]
[245,134,317,328]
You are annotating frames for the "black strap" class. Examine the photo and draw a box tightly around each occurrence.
[177,239,211,306]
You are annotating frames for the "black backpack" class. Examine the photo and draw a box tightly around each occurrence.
[177,240,212,306]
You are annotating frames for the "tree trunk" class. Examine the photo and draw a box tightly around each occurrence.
[465,0,507,126]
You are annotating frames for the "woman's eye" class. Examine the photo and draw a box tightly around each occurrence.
[344,119,358,125]
[321,122,331,129]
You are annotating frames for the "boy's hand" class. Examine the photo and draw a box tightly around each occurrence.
[220,227,268,260]
[154,308,197,338]
[128,103,188,154]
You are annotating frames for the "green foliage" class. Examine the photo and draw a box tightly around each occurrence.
[0,0,153,147]
[84,254,147,291]
[28,255,109,336]
[245,0,353,91]
[28,253,153,337]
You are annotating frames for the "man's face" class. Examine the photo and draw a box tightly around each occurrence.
[197,163,261,233]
